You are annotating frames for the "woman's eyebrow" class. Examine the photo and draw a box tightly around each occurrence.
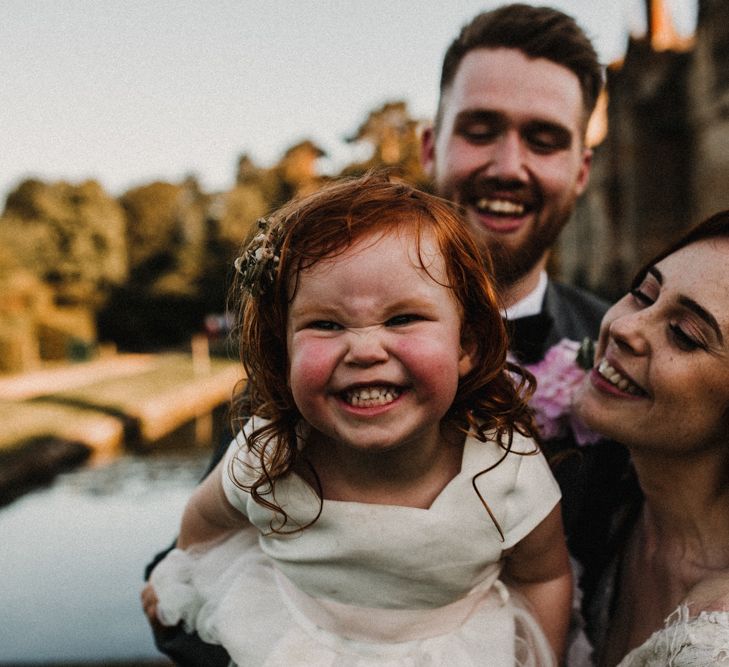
[649,265,723,342]
[678,295,723,344]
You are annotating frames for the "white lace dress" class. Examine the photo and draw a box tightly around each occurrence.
[151,419,561,666]
[617,605,729,666]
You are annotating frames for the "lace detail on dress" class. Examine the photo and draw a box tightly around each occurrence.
[617,604,729,666]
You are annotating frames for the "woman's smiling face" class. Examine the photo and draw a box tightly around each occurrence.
[576,238,729,454]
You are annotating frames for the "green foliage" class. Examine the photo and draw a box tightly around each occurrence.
[0,179,127,308]
[120,181,184,270]
[120,179,212,299]
[342,100,429,188]
[216,184,268,247]
[2,99,427,352]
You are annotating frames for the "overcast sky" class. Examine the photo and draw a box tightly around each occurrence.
[1,0,697,201]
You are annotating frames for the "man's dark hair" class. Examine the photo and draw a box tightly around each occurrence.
[438,3,603,127]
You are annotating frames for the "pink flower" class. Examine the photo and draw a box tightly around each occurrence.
[520,339,601,445]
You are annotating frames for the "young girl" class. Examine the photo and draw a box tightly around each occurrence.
[145,174,572,666]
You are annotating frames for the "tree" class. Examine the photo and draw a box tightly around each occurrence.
[341,101,429,188]
[0,179,127,309]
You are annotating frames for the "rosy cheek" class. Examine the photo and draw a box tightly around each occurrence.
[289,338,335,392]
[393,336,460,378]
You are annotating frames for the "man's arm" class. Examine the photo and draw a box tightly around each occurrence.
[142,429,235,666]
[142,457,248,624]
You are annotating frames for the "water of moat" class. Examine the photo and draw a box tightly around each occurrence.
[0,448,210,665]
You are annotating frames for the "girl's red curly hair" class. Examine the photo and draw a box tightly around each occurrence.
[228,172,537,531]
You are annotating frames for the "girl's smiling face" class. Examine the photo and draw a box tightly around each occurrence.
[286,226,474,458]
[575,238,729,454]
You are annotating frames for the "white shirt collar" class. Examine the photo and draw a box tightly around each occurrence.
[502,271,548,320]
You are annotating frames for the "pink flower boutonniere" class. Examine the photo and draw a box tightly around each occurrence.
[520,338,602,445]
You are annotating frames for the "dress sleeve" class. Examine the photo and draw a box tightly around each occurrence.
[500,435,562,549]
[221,418,264,517]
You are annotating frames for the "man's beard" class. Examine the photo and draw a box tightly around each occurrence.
[444,174,574,290]
[487,208,569,289]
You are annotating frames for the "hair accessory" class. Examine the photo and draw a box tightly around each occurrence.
[234,218,281,296]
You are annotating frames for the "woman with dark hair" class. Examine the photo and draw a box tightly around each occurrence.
[573,211,729,665]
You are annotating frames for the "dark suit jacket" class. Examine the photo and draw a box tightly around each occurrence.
[506,280,608,364]
[506,281,633,626]
[146,279,617,666]
[503,280,621,544]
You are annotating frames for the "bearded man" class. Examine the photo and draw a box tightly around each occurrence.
[421,3,609,365]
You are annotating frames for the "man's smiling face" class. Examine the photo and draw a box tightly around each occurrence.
[422,47,592,291]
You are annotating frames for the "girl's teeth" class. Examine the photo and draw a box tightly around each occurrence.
[345,386,401,407]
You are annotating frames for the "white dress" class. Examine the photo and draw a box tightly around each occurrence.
[151,418,561,666]
[616,605,729,666]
